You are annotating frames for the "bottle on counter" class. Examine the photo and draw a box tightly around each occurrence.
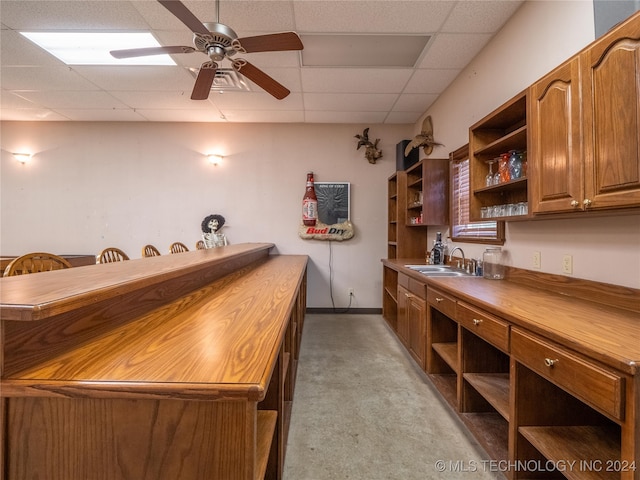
[302,171,318,226]
[483,247,504,279]
[432,231,445,265]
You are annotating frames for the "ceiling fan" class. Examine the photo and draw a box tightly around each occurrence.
[110,0,303,100]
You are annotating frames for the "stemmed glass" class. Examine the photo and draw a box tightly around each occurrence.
[486,159,496,187]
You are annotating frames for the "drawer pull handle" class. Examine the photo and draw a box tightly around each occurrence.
[472,319,483,326]
[435,297,444,303]
[544,358,558,368]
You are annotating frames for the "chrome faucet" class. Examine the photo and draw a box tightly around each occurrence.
[449,247,465,267]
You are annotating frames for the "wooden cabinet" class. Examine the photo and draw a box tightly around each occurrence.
[511,327,632,480]
[530,11,640,215]
[385,158,449,260]
[405,158,449,227]
[398,274,427,370]
[469,90,530,221]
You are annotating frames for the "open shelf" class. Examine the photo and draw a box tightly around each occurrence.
[256,410,278,480]
[519,425,621,480]
[460,412,509,463]
[464,373,510,421]
[432,342,458,373]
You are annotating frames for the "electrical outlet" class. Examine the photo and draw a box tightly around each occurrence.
[562,254,573,274]
[348,288,354,296]
[532,251,541,269]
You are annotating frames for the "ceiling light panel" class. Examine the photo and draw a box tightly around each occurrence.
[301,34,430,68]
[19,32,176,65]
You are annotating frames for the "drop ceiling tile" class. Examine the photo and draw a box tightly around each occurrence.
[52,108,148,122]
[1,90,41,109]
[442,1,523,33]
[418,33,492,69]
[0,108,69,121]
[403,69,461,94]
[1,30,64,67]
[392,94,438,113]
[384,111,423,124]
[133,109,227,122]
[109,90,218,110]
[211,92,303,111]
[293,1,455,33]
[17,91,130,110]
[303,93,398,111]
[301,68,413,93]
[304,110,387,123]
[72,65,195,91]
[0,1,150,30]
[221,110,305,123]
[1,66,100,91]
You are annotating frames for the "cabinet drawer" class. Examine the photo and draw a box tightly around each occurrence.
[457,302,510,352]
[398,273,410,289]
[408,278,426,299]
[427,288,456,318]
[511,328,624,421]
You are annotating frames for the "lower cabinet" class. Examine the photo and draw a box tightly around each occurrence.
[386,275,637,480]
[398,274,427,370]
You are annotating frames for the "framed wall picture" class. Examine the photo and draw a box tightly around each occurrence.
[315,182,350,225]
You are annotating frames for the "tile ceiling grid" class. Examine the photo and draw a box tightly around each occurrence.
[0,0,524,124]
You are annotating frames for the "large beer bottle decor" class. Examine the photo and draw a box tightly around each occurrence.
[302,171,318,226]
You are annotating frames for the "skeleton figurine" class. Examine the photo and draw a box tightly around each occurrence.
[201,214,228,248]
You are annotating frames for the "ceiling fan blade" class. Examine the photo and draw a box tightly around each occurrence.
[158,0,210,35]
[234,32,304,53]
[232,59,290,100]
[110,45,196,59]
[191,61,218,100]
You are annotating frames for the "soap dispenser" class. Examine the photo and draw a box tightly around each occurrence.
[432,232,445,265]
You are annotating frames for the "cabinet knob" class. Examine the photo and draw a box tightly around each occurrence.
[405,293,411,298]
[472,318,483,326]
[583,198,592,208]
[435,297,444,303]
[544,358,558,368]
[570,200,579,207]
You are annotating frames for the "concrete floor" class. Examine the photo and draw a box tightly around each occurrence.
[283,314,502,480]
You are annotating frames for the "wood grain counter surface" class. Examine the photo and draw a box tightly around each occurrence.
[1,244,308,401]
[383,258,640,375]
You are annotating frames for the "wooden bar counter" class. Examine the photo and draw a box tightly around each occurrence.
[0,243,308,480]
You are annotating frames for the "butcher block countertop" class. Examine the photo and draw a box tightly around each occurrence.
[383,258,640,375]
[0,243,309,401]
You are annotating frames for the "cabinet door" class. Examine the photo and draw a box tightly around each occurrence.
[407,295,427,370]
[529,57,583,214]
[397,284,410,346]
[581,14,640,210]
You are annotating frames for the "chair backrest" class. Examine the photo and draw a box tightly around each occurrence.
[169,242,189,254]
[142,244,161,258]
[195,240,205,250]
[97,247,130,264]
[3,252,72,276]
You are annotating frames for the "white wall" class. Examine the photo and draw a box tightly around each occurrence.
[1,121,411,308]
[418,0,640,289]
[2,0,639,302]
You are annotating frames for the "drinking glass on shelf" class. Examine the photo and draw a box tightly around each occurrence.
[486,159,496,187]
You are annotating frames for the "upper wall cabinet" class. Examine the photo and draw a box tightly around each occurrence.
[529,11,640,215]
[469,91,529,222]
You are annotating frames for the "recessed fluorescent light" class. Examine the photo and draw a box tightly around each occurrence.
[301,34,431,68]
[20,32,176,66]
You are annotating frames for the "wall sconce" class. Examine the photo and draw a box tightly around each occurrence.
[207,154,223,166]
[13,153,32,164]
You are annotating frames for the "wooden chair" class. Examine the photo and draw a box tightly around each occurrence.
[195,240,205,250]
[3,252,72,276]
[142,244,161,258]
[97,247,130,264]
[169,242,189,254]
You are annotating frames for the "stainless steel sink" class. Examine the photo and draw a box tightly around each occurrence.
[404,264,475,277]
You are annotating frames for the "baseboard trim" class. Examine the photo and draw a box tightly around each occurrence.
[306,308,382,314]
